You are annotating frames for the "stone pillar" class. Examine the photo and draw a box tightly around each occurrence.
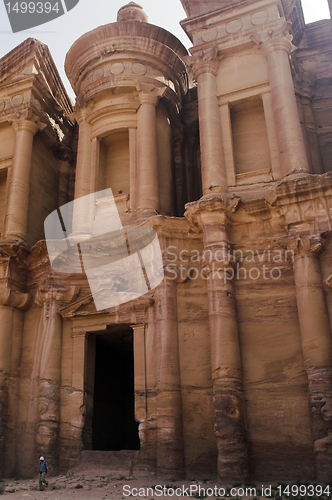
[72,107,94,234]
[286,233,332,481]
[252,23,309,177]
[136,87,164,216]
[185,48,227,195]
[133,324,147,427]
[4,111,46,241]
[297,92,324,175]
[129,128,137,210]
[329,0,332,19]
[0,282,30,476]
[34,285,78,471]
[154,270,184,478]
[132,324,152,469]
[186,196,248,481]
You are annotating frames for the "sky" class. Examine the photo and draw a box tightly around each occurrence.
[0,0,330,99]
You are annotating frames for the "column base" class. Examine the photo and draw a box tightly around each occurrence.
[36,380,60,473]
[156,390,184,479]
[214,385,249,481]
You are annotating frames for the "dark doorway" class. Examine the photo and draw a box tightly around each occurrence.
[91,327,140,451]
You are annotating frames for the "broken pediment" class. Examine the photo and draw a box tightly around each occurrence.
[0,38,73,116]
[180,0,305,46]
[60,291,154,323]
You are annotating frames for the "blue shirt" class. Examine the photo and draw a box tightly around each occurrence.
[39,461,48,473]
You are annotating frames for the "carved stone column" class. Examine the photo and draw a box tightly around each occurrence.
[186,196,248,481]
[154,268,184,478]
[34,285,78,471]
[185,48,227,195]
[0,281,30,476]
[284,233,332,481]
[252,23,309,177]
[136,86,165,216]
[132,323,156,470]
[4,111,46,241]
[72,106,93,234]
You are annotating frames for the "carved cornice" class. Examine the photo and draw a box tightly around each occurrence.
[266,173,332,226]
[60,292,154,319]
[0,279,30,310]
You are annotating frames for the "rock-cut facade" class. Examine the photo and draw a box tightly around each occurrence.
[0,0,332,482]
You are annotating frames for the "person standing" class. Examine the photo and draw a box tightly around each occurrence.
[38,456,48,491]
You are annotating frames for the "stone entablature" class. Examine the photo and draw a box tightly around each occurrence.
[181,0,284,52]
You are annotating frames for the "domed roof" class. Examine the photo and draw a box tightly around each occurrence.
[117,2,148,22]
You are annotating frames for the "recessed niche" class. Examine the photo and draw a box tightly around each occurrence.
[99,130,130,196]
[230,96,271,176]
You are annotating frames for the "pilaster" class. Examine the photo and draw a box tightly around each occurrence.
[34,285,79,472]
[0,281,30,476]
[185,195,248,481]
[185,48,227,195]
[154,266,184,478]
[136,85,166,217]
[4,110,46,242]
[252,23,309,177]
[279,232,332,481]
[72,102,94,234]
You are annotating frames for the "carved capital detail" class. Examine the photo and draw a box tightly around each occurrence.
[72,98,95,124]
[138,83,166,107]
[184,47,221,80]
[9,109,46,135]
[0,280,30,310]
[276,233,325,259]
[251,21,296,57]
[35,284,79,308]
[185,194,241,232]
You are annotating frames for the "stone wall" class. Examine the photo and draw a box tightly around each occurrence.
[0,0,331,483]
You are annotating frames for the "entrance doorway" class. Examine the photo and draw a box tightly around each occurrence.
[90,326,140,451]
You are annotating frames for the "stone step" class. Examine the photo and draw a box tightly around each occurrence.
[75,450,140,476]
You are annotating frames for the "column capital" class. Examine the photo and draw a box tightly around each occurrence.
[35,284,79,308]
[277,233,325,259]
[184,47,221,80]
[9,109,46,135]
[185,194,241,231]
[162,264,186,283]
[0,280,30,310]
[131,323,146,329]
[251,21,296,57]
[138,84,166,107]
[72,97,95,124]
